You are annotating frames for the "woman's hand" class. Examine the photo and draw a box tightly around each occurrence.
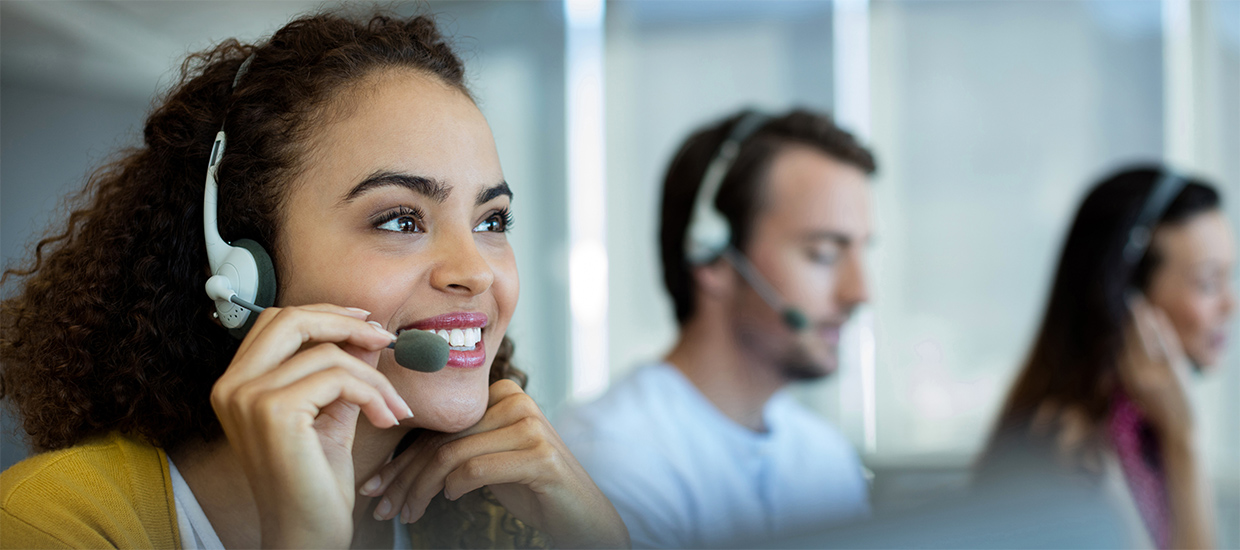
[1122,299,1217,550]
[362,380,630,548]
[210,304,412,549]
[1119,295,1194,441]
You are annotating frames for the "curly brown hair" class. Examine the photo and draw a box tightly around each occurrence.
[1,9,524,454]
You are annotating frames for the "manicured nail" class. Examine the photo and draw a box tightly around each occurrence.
[374,498,391,520]
[368,321,398,340]
[401,504,411,524]
[345,307,372,316]
[361,475,381,495]
[402,401,415,420]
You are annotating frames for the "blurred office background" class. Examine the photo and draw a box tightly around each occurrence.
[2,0,1237,543]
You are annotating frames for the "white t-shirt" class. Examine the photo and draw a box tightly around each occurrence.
[555,363,870,548]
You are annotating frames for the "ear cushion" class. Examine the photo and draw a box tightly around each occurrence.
[228,238,278,340]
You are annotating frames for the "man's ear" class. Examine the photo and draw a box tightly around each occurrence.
[692,259,736,301]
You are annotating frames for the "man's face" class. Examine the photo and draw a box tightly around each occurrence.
[728,145,872,380]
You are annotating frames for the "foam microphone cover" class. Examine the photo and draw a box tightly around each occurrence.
[393,329,450,372]
[782,309,809,332]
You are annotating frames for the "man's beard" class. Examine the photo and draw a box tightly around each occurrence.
[731,291,839,382]
[775,334,837,382]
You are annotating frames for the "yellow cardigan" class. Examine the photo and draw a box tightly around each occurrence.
[1,432,181,549]
[1,433,550,549]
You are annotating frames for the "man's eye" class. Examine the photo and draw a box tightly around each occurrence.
[806,248,839,265]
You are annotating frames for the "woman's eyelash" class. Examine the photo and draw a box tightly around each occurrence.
[475,207,514,233]
[497,207,514,232]
[371,206,425,232]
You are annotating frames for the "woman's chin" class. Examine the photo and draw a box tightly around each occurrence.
[410,393,488,433]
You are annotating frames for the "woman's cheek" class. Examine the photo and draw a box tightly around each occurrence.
[1174,296,1217,366]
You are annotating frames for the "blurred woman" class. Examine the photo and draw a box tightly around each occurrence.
[980,166,1235,549]
[0,9,626,549]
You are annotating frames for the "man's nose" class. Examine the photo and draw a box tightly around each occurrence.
[835,250,869,310]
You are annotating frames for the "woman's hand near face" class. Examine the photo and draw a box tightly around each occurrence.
[1120,296,1195,439]
[1121,298,1217,550]
[210,304,412,549]
[363,380,630,549]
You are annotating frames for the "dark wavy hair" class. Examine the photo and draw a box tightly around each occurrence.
[979,165,1221,474]
[1,9,525,453]
[659,108,877,325]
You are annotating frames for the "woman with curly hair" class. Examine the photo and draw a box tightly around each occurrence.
[979,167,1234,549]
[0,9,627,549]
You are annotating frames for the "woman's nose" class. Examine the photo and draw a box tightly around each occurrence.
[428,230,495,296]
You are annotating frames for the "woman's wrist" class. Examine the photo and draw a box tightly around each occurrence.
[1158,428,1200,459]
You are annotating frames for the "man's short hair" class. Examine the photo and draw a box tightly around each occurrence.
[658,108,878,325]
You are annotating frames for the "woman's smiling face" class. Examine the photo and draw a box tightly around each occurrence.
[275,69,518,433]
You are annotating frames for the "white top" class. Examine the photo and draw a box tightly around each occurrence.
[167,457,226,550]
[555,363,870,548]
[167,456,411,549]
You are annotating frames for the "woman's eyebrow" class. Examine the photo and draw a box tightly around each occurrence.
[341,170,450,203]
[476,181,512,206]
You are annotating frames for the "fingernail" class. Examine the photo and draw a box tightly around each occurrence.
[361,475,381,495]
[403,401,415,420]
[368,321,398,340]
[346,307,372,316]
[401,504,411,524]
[374,498,391,520]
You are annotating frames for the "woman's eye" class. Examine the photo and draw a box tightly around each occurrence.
[1197,278,1219,294]
[375,213,423,233]
[473,210,512,233]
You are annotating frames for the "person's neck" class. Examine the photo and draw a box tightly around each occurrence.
[664,314,786,432]
[169,421,411,549]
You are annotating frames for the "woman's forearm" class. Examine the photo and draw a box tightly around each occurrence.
[1160,433,1216,550]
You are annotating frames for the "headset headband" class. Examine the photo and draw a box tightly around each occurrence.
[1123,170,1187,266]
[685,111,772,265]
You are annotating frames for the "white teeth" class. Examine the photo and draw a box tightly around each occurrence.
[429,327,483,349]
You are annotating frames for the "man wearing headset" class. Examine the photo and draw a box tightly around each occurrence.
[557,108,876,548]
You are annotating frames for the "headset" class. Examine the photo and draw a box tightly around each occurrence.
[684,111,809,331]
[202,54,278,339]
[1123,169,1187,269]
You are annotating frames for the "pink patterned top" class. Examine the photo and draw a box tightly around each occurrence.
[1108,392,1170,549]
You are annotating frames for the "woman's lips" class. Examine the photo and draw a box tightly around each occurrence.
[1209,331,1228,352]
[402,312,489,331]
[400,312,489,369]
